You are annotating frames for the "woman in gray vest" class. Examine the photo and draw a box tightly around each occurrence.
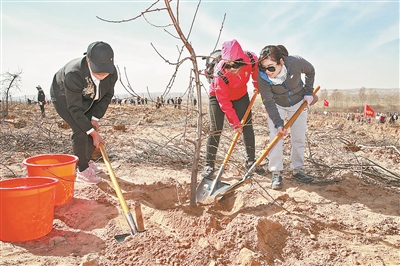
[258,45,317,190]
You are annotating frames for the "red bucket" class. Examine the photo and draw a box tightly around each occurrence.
[0,177,59,242]
[23,154,79,206]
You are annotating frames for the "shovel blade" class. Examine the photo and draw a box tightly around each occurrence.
[114,229,147,242]
[196,177,213,202]
[115,233,133,242]
[212,176,253,201]
[196,177,231,203]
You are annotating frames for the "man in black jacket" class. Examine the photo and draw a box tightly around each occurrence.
[37,85,46,117]
[50,41,118,184]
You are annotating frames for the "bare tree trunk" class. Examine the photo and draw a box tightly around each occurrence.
[164,0,202,206]
[1,73,20,118]
[97,1,209,206]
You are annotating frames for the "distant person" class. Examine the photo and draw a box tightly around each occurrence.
[177,97,182,109]
[174,97,178,109]
[37,85,46,117]
[50,41,117,184]
[389,113,398,124]
[379,114,386,123]
[258,45,317,190]
[156,97,162,109]
[202,39,265,179]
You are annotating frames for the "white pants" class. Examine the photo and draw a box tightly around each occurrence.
[266,101,308,172]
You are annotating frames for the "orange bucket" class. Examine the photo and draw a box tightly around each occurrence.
[0,177,59,242]
[23,154,79,206]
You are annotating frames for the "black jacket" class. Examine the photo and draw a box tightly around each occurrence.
[37,89,45,103]
[50,57,117,133]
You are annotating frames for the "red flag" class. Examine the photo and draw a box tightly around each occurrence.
[364,104,374,117]
[323,99,329,107]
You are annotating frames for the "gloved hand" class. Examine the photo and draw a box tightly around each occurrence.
[304,95,313,105]
[277,126,288,136]
[233,123,243,133]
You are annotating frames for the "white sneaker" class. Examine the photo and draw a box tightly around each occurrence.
[76,167,102,184]
[88,160,103,174]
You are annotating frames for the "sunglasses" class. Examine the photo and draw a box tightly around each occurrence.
[224,59,246,70]
[259,64,276,72]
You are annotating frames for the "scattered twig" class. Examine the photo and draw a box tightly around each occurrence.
[0,163,17,178]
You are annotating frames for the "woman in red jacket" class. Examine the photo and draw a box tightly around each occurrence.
[202,39,265,179]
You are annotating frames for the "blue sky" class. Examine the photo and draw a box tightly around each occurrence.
[1,0,399,99]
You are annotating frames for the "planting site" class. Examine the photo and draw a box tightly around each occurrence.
[1,100,399,266]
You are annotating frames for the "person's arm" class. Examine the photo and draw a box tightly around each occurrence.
[249,52,259,91]
[258,74,284,128]
[292,56,315,105]
[298,56,315,95]
[89,129,104,149]
[214,81,241,129]
[64,72,94,133]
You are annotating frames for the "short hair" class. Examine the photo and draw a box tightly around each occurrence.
[277,45,288,56]
[259,45,284,64]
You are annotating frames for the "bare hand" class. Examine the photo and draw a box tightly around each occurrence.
[90,130,105,149]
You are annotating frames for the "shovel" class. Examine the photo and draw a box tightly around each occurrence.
[196,92,259,202]
[99,143,145,242]
[213,86,320,201]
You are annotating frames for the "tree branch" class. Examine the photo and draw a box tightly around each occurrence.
[96,1,167,23]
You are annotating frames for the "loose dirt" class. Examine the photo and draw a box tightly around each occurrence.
[1,101,399,266]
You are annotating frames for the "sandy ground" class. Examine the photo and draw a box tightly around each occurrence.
[1,101,399,266]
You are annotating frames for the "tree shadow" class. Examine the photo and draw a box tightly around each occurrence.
[55,198,119,231]
[96,174,191,210]
[11,229,106,257]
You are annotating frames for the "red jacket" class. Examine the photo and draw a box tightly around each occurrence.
[209,40,258,128]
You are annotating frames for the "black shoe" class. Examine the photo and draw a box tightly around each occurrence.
[292,170,314,183]
[271,173,283,190]
[244,161,266,175]
[201,166,214,179]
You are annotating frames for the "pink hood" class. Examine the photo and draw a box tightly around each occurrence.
[221,39,247,61]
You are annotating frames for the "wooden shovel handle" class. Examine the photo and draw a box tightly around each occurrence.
[99,143,130,215]
[222,91,259,167]
[255,86,320,166]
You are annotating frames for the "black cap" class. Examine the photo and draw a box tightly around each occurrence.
[86,41,115,74]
